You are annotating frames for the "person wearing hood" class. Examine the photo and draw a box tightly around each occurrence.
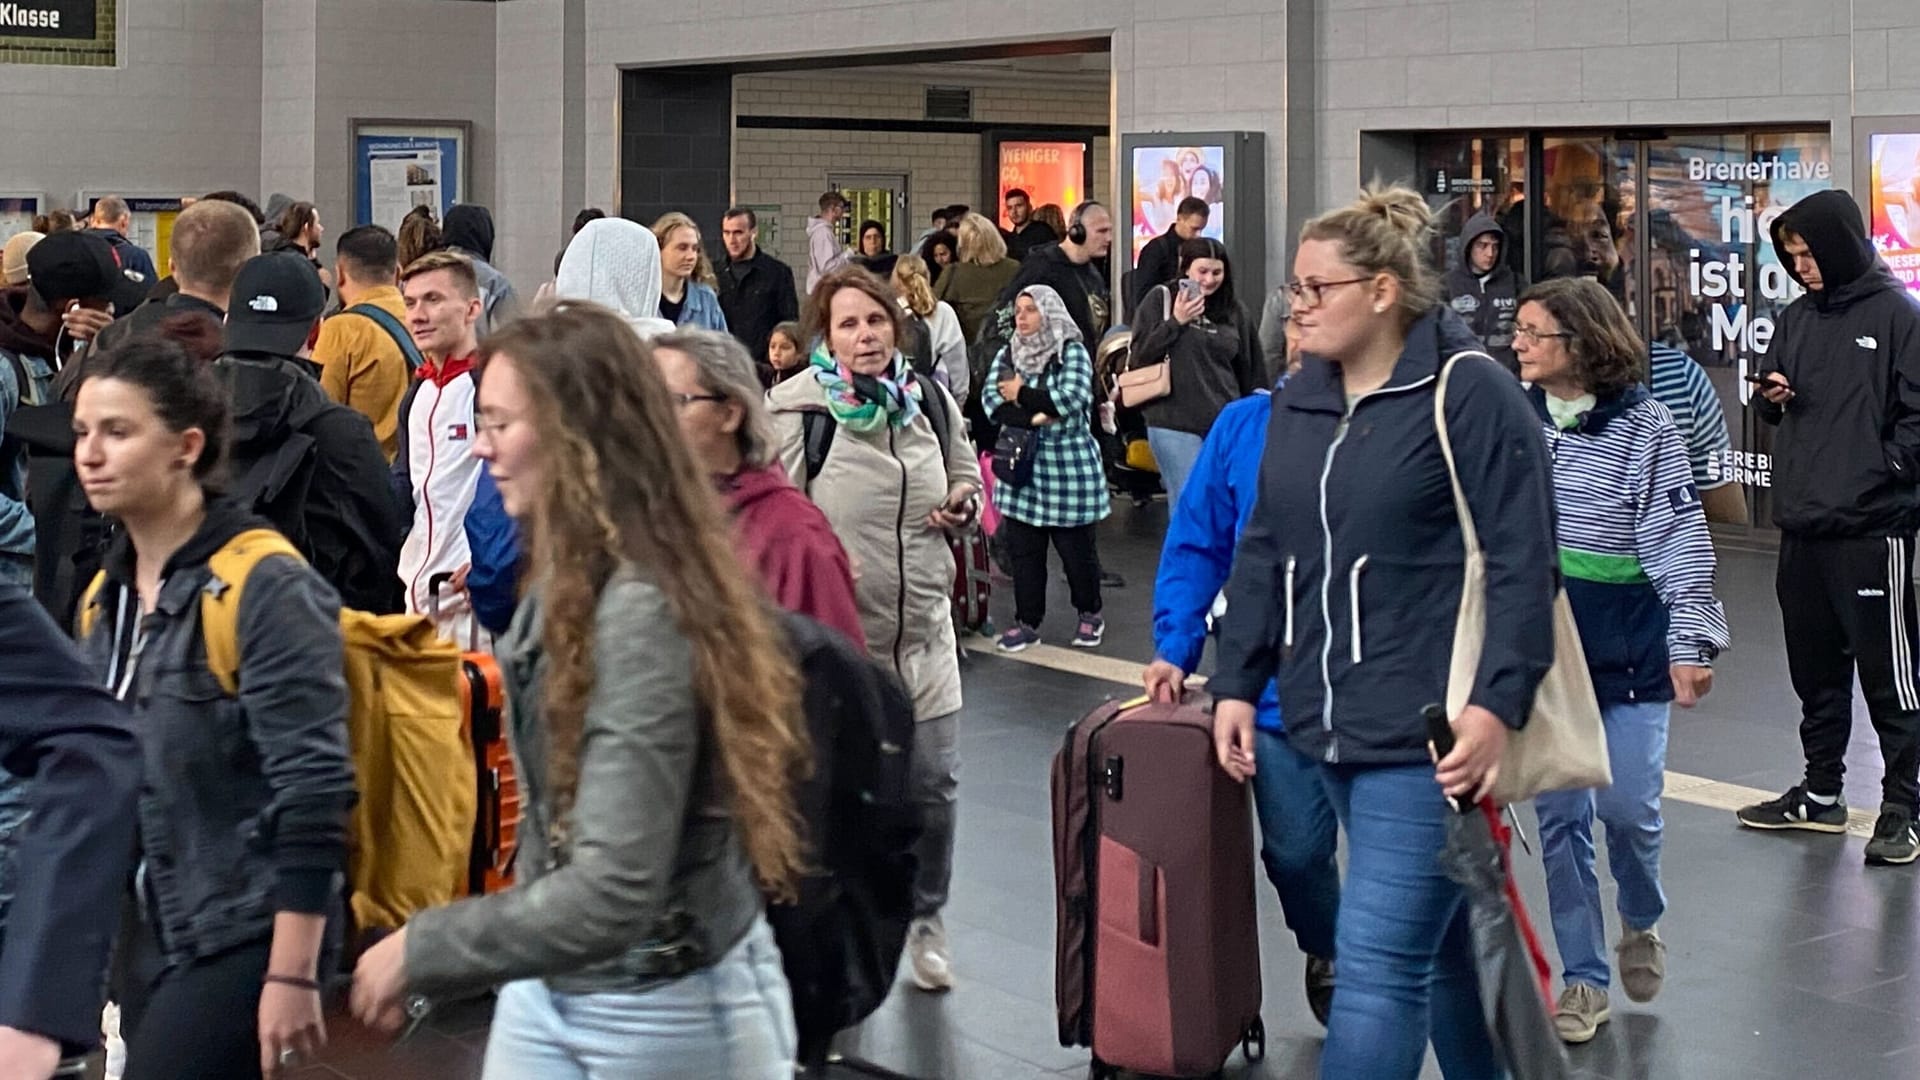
[647,328,864,646]
[1737,188,1920,866]
[1443,212,1523,373]
[651,212,728,332]
[806,191,853,293]
[441,203,521,336]
[69,336,356,1080]
[1512,277,1728,1044]
[553,217,677,339]
[981,285,1110,653]
[222,251,406,615]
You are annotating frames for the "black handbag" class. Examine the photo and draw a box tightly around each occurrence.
[992,423,1039,487]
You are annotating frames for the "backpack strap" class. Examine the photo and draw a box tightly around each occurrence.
[76,569,109,638]
[801,409,836,486]
[343,304,426,375]
[198,529,306,697]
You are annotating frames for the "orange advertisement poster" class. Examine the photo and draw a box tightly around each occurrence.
[1870,133,1920,301]
[997,142,1086,230]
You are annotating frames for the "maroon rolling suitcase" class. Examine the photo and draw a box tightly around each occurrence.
[950,530,992,636]
[1052,693,1265,1079]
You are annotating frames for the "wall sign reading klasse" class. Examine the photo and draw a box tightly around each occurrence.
[0,0,95,39]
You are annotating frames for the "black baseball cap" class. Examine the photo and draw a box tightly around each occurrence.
[226,252,326,356]
[26,230,150,314]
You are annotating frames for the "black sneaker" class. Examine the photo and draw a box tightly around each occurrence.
[1865,804,1920,865]
[1735,785,1848,833]
[1304,955,1335,1027]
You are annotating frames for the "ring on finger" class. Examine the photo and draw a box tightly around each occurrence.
[279,1048,301,1067]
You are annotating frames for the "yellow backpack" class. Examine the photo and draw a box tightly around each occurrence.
[80,528,476,931]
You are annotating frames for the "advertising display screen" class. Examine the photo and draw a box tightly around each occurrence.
[995,141,1088,231]
[1870,133,1920,302]
[1129,145,1225,263]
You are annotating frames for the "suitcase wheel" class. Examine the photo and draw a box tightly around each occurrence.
[1241,1016,1267,1063]
[1086,1058,1118,1080]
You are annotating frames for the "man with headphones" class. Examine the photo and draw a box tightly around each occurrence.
[998,200,1115,345]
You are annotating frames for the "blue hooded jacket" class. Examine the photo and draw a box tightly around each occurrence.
[463,469,520,636]
[1153,387,1283,732]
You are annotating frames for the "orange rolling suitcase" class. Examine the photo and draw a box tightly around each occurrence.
[430,573,520,894]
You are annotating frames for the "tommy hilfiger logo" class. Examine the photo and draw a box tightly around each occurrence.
[1859,336,1879,350]
[447,422,469,441]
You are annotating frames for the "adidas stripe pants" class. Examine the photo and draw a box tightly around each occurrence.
[1778,534,1920,811]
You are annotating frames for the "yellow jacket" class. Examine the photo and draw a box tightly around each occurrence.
[314,285,412,460]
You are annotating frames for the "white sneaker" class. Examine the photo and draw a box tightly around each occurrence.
[908,915,953,992]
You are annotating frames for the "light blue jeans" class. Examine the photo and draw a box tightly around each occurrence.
[1535,700,1669,991]
[1251,728,1340,959]
[1319,762,1502,1080]
[1146,427,1205,509]
[481,915,797,1079]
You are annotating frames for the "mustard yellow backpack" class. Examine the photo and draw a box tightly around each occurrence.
[81,528,476,930]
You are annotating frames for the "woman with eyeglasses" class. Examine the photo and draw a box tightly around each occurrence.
[1211,184,1558,1080]
[1511,277,1727,1046]
[1127,236,1264,506]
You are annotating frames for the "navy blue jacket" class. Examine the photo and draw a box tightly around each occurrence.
[1212,309,1558,766]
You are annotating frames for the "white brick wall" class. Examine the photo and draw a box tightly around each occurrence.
[731,72,1113,289]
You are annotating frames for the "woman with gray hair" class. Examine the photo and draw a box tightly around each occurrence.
[645,329,864,646]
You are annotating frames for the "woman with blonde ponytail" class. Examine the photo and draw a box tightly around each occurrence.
[1211,184,1559,1078]
[350,301,808,1079]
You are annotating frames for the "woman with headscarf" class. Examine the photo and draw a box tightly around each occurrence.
[981,285,1110,653]
[554,218,677,340]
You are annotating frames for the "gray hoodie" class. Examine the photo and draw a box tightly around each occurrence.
[1443,212,1522,372]
[555,219,677,340]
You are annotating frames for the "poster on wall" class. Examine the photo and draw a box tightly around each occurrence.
[1129,145,1226,263]
[993,140,1088,231]
[353,123,467,233]
[0,195,41,239]
[1870,133,1920,302]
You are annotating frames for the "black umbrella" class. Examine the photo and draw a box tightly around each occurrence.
[1427,706,1571,1080]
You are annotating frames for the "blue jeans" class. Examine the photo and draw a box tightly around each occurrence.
[1535,700,1669,990]
[1252,729,1340,959]
[1319,762,1503,1080]
[481,916,797,1079]
[1146,427,1205,509]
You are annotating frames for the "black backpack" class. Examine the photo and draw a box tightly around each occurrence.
[767,612,922,1065]
[899,312,937,384]
[219,358,320,553]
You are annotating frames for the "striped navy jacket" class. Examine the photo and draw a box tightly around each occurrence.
[1533,384,1731,705]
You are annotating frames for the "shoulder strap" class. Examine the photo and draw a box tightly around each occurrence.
[76,570,109,638]
[345,304,426,375]
[921,380,953,464]
[801,410,836,485]
[199,529,306,697]
[1434,349,1494,558]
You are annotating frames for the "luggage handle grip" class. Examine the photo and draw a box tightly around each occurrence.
[427,571,482,651]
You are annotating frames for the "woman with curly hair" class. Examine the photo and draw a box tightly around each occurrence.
[350,302,808,1078]
[394,205,443,272]
[1511,276,1727,1045]
[651,211,728,332]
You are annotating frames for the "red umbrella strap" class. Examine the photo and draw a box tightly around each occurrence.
[1477,798,1554,1003]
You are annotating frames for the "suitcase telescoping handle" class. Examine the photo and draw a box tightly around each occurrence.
[426,570,482,651]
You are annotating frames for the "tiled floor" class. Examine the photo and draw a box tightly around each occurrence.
[301,503,1920,1079]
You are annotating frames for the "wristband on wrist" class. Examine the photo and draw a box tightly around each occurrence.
[263,973,321,992]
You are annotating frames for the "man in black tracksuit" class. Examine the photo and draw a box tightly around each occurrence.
[1737,189,1920,865]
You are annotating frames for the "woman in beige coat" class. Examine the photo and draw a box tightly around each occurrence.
[767,267,982,995]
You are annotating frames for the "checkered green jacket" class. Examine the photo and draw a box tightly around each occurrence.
[982,341,1111,529]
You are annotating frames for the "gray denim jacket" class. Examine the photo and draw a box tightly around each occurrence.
[76,507,356,965]
[404,568,762,998]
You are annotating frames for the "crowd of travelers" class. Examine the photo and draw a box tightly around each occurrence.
[0,170,1915,1080]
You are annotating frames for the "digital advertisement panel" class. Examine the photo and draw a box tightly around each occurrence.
[995,141,1087,231]
[1129,145,1225,263]
[1870,133,1920,302]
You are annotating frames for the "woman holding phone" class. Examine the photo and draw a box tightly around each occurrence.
[1127,237,1264,506]
[767,267,981,995]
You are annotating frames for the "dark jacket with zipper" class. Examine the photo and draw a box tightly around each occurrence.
[1213,309,1558,765]
[1754,189,1920,538]
[718,248,800,364]
[1130,283,1263,437]
[75,501,356,966]
[1442,213,1523,373]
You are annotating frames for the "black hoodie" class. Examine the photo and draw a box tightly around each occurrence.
[1757,189,1920,537]
[442,204,495,261]
[1442,213,1523,372]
